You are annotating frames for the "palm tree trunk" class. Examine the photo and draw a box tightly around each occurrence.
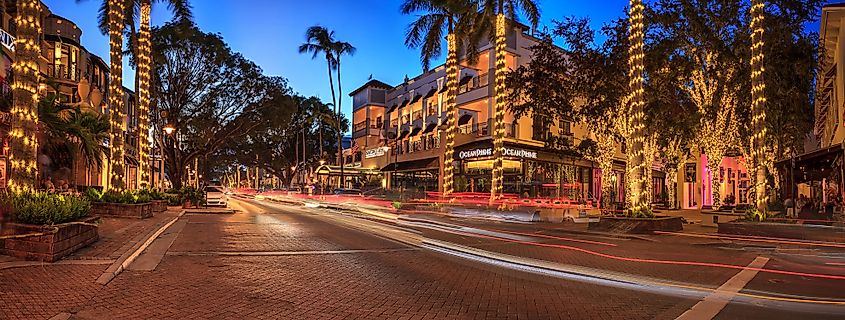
[137,0,152,188]
[9,0,41,191]
[750,0,768,213]
[336,56,345,189]
[491,13,507,204]
[108,0,127,190]
[442,31,459,197]
[626,0,649,215]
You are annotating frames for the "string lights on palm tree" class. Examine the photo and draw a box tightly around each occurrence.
[626,0,649,214]
[750,0,768,212]
[8,0,42,192]
[108,0,127,191]
[137,0,152,187]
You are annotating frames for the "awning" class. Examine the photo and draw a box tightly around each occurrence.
[387,103,398,113]
[410,94,422,104]
[439,84,449,93]
[423,86,437,98]
[459,75,473,85]
[409,126,422,137]
[399,99,409,109]
[775,143,842,183]
[124,155,140,166]
[381,157,439,172]
[397,129,409,140]
[423,122,437,133]
[315,165,380,176]
[458,114,473,125]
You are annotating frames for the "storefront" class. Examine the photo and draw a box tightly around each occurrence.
[382,157,439,193]
[453,141,596,201]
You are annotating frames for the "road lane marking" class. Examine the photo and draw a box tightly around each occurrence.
[676,256,770,320]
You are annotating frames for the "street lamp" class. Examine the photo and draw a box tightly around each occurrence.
[163,124,175,135]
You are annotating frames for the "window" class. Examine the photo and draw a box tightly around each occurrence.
[375,116,382,128]
[559,120,572,136]
[532,116,550,141]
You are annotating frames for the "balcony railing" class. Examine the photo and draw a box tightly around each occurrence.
[412,110,423,121]
[48,64,80,82]
[458,71,489,94]
[353,120,368,132]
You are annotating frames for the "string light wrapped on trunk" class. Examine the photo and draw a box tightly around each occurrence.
[750,0,769,212]
[626,0,649,214]
[137,2,153,187]
[108,0,127,191]
[442,33,459,197]
[9,0,42,192]
[491,13,507,204]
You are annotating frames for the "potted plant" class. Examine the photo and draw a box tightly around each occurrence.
[0,192,99,262]
[180,186,205,209]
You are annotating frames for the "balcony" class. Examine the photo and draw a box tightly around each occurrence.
[48,64,80,82]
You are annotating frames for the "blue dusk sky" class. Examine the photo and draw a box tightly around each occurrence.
[44,0,827,125]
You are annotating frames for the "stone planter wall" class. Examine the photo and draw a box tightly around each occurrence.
[151,200,168,213]
[1,216,100,262]
[588,216,684,234]
[718,221,845,243]
[92,202,153,219]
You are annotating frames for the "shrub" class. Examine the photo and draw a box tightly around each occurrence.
[391,201,402,210]
[1,192,91,225]
[91,190,152,204]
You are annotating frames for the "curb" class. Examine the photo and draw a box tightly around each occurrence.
[95,210,185,285]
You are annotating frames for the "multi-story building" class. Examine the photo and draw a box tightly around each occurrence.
[349,24,635,204]
[772,2,845,205]
[0,1,142,190]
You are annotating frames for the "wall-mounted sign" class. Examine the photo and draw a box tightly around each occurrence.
[0,156,7,189]
[458,147,537,160]
[0,28,14,52]
[365,147,388,159]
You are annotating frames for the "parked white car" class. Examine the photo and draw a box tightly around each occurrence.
[205,186,228,207]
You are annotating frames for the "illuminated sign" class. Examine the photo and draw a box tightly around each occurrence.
[365,147,388,159]
[0,29,14,52]
[458,147,537,160]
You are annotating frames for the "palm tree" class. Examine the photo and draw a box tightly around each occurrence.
[331,40,355,189]
[627,0,649,215]
[750,0,768,214]
[84,0,192,188]
[402,0,482,197]
[9,0,43,191]
[478,0,539,202]
[38,95,110,187]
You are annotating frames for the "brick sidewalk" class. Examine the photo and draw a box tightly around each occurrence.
[0,208,183,320]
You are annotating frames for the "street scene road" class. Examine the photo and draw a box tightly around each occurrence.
[4,195,840,319]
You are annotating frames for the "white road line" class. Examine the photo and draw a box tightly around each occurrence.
[675,256,770,320]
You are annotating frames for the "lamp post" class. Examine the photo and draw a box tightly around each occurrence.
[162,124,176,189]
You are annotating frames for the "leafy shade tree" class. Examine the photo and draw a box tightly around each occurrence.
[9,0,42,191]
[402,0,482,197]
[151,21,268,189]
[478,0,540,202]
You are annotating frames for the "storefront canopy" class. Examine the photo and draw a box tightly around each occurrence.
[775,143,841,183]
[314,165,380,176]
[380,157,438,172]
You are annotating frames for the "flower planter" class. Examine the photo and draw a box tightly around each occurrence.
[718,221,845,243]
[1,216,100,262]
[588,215,683,234]
[91,202,153,219]
[151,200,168,213]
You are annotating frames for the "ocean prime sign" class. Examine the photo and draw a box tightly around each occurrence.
[458,147,537,160]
